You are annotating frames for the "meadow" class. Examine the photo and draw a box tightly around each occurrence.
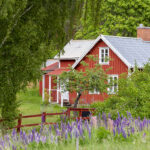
[16,88,66,125]
[1,88,150,150]
[1,110,150,150]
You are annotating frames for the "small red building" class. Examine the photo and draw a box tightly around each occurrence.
[39,24,150,107]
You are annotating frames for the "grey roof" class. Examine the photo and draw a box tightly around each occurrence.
[103,35,150,68]
[55,40,94,60]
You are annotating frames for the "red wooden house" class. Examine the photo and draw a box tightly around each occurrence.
[39,24,150,107]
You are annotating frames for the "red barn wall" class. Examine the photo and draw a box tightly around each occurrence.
[60,60,75,68]
[39,79,42,96]
[39,75,57,102]
[51,76,57,102]
[69,40,128,104]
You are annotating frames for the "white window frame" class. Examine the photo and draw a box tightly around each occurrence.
[108,75,118,94]
[99,47,109,65]
[89,89,100,95]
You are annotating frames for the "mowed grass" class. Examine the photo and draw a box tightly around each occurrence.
[17,88,67,126]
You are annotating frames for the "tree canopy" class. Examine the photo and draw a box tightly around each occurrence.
[92,62,150,119]
[75,0,150,39]
[59,56,108,107]
[0,0,86,129]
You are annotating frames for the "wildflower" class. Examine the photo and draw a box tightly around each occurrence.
[65,131,68,140]
[113,128,116,136]
[131,127,135,134]
[41,136,47,143]
[143,133,146,138]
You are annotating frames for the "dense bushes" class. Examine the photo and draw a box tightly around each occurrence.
[91,62,150,119]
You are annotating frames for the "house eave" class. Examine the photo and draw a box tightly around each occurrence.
[72,35,132,69]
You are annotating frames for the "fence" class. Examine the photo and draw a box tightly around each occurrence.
[0,108,95,132]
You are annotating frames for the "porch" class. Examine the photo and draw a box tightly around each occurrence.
[42,68,70,107]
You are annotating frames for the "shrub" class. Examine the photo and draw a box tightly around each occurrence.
[91,62,150,119]
[96,127,111,143]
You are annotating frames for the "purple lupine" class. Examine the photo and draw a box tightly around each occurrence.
[121,128,127,138]
[35,133,40,143]
[143,133,146,138]
[143,118,147,128]
[88,127,91,139]
[146,120,149,129]
[30,133,34,142]
[108,113,111,119]
[0,140,5,149]
[49,125,52,134]
[54,124,57,131]
[139,122,143,131]
[102,112,107,125]
[56,123,59,129]
[51,135,54,143]
[117,126,121,134]
[97,113,101,127]
[23,132,28,145]
[113,128,116,136]
[41,136,47,143]
[12,129,17,140]
[41,114,45,123]
[74,128,79,138]
[12,145,16,150]
[56,129,60,136]
[131,127,135,134]
[55,136,58,144]
[128,131,130,137]
[65,131,68,140]
[40,124,44,134]
[20,129,23,138]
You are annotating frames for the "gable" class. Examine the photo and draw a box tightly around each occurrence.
[75,40,128,75]
[103,35,150,68]
[72,35,131,69]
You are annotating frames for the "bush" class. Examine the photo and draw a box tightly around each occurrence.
[91,62,150,119]
[96,127,111,143]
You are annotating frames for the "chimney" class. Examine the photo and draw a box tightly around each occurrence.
[137,24,150,41]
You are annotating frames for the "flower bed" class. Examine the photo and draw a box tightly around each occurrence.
[0,112,150,150]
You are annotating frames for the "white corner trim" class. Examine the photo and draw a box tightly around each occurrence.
[72,34,131,69]
[49,76,51,103]
[42,75,45,102]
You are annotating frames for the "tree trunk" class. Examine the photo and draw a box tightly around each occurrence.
[73,92,81,108]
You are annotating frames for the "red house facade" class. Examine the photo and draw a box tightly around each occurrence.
[39,25,150,107]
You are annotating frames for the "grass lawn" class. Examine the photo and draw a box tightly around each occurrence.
[17,88,67,126]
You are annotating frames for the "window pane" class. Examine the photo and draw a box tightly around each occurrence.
[105,49,108,54]
[114,77,118,92]
[101,53,104,62]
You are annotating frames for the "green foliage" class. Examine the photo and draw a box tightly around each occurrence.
[96,127,111,143]
[91,62,150,119]
[0,0,86,129]
[59,55,108,106]
[75,0,150,39]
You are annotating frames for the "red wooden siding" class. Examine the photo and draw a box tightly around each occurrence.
[39,79,42,96]
[39,75,57,102]
[69,40,128,104]
[51,76,57,102]
[60,60,75,68]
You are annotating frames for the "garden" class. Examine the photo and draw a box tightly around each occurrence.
[1,1,150,149]
[1,109,150,150]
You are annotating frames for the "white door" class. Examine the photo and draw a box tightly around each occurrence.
[60,83,69,101]
[61,90,69,101]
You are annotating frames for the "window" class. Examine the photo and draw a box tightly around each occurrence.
[89,89,100,94]
[99,47,109,64]
[108,75,118,94]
